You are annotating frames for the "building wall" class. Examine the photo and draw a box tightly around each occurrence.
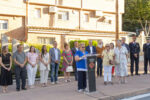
[0,0,26,16]
[27,31,128,49]
[29,0,55,5]
[82,0,124,13]
[28,6,122,32]
[80,11,117,31]
[0,16,25,40]
[28,0,125,13]
[58,0,81,8]
[27,0,124,31]
[0,0,125,46]
[54,8,80,29]
[27,33,61,47]
[28,5,50,27]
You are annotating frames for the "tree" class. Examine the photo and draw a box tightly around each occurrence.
[123,0,150,36]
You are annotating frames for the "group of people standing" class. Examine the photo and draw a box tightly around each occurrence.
[0,41,62,93]
[75,35,150,92]
[0,35,150,93]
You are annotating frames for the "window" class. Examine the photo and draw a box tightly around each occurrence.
[35,8,41,18]
[38,37,55,44]
[58,11,69,21]
[84,14,89,22]
[58,0,63,5]
[0,20,8,30]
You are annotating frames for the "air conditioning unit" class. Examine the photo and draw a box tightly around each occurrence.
[49,6,58,13]
[95,11,103,17]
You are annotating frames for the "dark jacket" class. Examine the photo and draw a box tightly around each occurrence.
[49,48,61,64]
[86,46,96,54]
[129,42,140,55]
[143,43,150,59]
[71,47,79,65]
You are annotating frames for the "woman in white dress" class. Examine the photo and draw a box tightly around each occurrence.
[39,45,51,87]
[114,40,128,84]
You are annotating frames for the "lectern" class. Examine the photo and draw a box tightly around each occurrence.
[86,54,97,93]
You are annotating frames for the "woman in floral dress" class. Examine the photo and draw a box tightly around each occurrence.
[114,40,128,84]
[62,43,73,83]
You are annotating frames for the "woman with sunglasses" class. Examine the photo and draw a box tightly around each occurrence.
[75,43,88,93]
[102,44,114,85]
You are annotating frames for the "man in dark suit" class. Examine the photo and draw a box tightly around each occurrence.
[71,41,79,81]
[86,40,96,54]
[129,35,141,76]
[143,37,150,74]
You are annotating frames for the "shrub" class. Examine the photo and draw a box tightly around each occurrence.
[27,43,52,52]
[26,43,64,77]
[69,40,98,49]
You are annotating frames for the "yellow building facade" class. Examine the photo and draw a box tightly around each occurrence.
[0,0,126,48]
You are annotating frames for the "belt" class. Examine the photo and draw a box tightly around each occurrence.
[4,64,10,66]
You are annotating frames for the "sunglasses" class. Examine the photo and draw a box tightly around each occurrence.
[82,47,85,48]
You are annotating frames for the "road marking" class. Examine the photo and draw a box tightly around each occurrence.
[122,93,150,100]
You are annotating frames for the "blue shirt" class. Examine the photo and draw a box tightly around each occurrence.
[75,50,88,71]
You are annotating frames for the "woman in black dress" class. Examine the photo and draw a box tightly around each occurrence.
[0,46,13,93]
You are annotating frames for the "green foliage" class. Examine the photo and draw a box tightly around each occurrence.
[0,44,12,53]
[27,43,52,52]
[8,44,12,52]
[69,40,98,49]
[123,0,150,32]
[27,43,64,76]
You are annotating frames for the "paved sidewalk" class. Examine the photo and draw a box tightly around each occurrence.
[0,74,150,100]
[0,61,149,100]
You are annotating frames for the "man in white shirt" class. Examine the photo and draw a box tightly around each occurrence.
[49,41,61,84]
[86,40,96,54]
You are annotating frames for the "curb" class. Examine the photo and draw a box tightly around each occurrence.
[98,88,150,100]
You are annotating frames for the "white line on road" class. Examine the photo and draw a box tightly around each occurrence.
[122,93,150,100]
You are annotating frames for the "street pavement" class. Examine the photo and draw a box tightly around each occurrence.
[0,73,150,100]
[0,60,150,100]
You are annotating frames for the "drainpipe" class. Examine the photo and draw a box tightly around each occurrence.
[25,0,29,41]
[115,0,119,43]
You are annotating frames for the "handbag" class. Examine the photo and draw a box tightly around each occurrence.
[115,59,120,65]
[109,60,114,65]
[107,51,114,65]
[66,66,73,72]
